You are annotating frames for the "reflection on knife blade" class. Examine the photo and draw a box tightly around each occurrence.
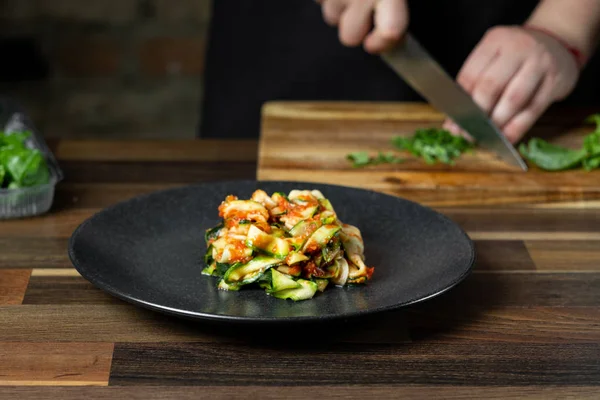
[381,33,528,171]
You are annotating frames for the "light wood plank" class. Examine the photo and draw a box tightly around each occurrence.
[258,169,600,192]
[0,342,113,386]
[258,101,600,207]
[526,241,600,271]
[31,269,81,277]
[0,270,31,305]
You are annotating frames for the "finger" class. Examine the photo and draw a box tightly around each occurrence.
[489,58,545,129]
[321,0,348,26]
[338,0,376,47]
[502,75,555,143]
[443,119,474,142]
[456,38,499,94]
[363,0,408,53]
[470,53,524,115]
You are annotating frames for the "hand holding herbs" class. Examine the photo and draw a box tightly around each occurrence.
[347,128,473,168]
[519,114,600,171]
[0,131,51,189]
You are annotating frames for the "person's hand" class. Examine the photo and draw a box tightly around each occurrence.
[444,26,581,144]
[315,0,409,53]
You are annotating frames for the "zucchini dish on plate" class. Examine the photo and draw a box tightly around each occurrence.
[202,189,374,301]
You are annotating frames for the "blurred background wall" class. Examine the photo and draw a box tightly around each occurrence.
[0,0,211,139]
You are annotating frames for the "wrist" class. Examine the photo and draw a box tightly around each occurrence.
[523,0,600,69]
[522,24,588,68]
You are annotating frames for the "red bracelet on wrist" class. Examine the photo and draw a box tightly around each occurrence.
[523,25,588,69]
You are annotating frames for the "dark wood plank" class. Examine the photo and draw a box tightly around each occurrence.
[17,273,600,343]
[22,274,122,305]
[17,271,600,308]
[59,161,256,184]
[2,386,599,399]
[0,238,70,268]
[5,207,600,240]
[54,183,181,210]
[0,209,94,239]
[0,342,113,386]
[55,139,258,162]
[0,270,31,305]
[53,185,600,210]
[438,273,600,307]
[442,208,600,234]
[109,341,600,386]
[526,241,600,271]
[473,241,535,271]
[406,306,600,343]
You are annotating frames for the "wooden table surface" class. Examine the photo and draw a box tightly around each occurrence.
[1,102,599,399]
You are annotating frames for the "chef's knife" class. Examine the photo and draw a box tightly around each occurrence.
[381,33,528,171]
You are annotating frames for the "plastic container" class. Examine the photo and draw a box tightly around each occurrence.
[0,97,63,219]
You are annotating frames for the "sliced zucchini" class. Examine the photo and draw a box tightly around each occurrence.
[220,200,269,220]
[289,219,321,237]
[302,224,341,253]
[211,237,227,254]
[322,239,342,264]
[272,192,288,201]
[330,257,349,286]
[311,190,325,199]
[285,251,309,266]
[270,225,287,238]
[217,279,240,291]
[276,265,302,277]
[319,211,337,225]
[204,223,223,243]
[215,262,233,276]
[297,205,319,219]
[270,206,287,216]
[270,279,318,301]
[285,236,306,251]
[288,190,314,202]
[318,198,334,212]
[245,225,291,259]
[223,255,282,284]
[201,262,216,276]
[314,278,329,292]
[204,245,214,266]
[269,269,301,292]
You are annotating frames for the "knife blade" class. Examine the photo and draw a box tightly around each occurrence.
[381,33,528,171]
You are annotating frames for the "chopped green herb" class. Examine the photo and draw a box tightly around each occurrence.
[392,128,474,165]
[347,152,371,167]
[347,151,403,168]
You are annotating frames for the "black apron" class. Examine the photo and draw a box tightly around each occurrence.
[199,0,600,139]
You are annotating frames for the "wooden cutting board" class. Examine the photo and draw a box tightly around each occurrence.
[257,101,600,207]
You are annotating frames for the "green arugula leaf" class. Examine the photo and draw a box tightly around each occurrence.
[0,131,51,189]
[0,164,5,188]
[518,138,587,171]
[583,155,600,171]
[519,114,600,172]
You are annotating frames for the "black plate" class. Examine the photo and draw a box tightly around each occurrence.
[69,181,475,323]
